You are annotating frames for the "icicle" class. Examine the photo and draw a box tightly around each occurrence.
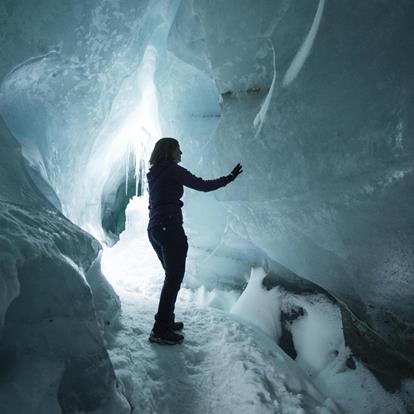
[125,143,130,196]
[135,139,142,196]
[139,158,145,196]
[135,158,139,197]
[141,159,147,197]
[138,140,148,197]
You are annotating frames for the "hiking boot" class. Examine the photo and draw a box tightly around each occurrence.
[149,329,184,345]
[170,321,184,331]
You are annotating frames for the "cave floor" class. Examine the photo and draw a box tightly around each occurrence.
[100,211,409,414]
[101,225,342,414]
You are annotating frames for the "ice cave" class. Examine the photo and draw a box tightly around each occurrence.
[0,0,413,413]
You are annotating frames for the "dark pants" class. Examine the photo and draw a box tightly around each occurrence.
[147,223,188,332]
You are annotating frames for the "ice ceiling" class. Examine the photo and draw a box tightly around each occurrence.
[0,0,413,390]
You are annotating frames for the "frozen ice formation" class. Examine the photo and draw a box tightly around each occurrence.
[0,117,128,413]
[171,0,414,356]
[0,0,413,412]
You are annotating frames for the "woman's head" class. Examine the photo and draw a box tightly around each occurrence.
[149,137,181,167]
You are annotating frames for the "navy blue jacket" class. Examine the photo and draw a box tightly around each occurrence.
[146,161,231,230]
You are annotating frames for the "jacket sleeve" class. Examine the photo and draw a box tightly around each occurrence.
[173,164,231,192]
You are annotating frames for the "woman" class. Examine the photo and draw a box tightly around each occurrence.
[146,137,243,345]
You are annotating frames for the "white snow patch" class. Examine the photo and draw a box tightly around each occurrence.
[194,284,239,312]
[228,265,410,413]
[231,266,283,342]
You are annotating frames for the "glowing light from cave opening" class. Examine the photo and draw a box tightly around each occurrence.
[82,46,161,242]
[106,45,161,200]
[100,46,162,287]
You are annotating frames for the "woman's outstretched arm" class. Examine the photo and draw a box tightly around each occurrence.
[172,164,234,192]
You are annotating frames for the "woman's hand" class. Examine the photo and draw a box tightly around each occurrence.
[228,163,243,181]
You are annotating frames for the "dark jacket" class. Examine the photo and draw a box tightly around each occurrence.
[146,161,231,230]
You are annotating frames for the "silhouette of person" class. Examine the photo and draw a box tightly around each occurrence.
[146,137,243,344]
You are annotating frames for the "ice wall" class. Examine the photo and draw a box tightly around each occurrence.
[0,117,128,413]
[164,0,414,360]
[0,0,175,236]
[0,0,413,404]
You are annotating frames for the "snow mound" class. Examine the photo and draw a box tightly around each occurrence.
[231,267,410,413]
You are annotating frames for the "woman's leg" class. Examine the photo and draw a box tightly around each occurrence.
[148,224,188,332]
[147,229,165,269]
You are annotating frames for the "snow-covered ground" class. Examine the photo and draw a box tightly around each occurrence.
[101,197,411,414]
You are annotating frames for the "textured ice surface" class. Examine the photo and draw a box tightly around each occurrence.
[0,0,413,410]
[0,0,169,238]
[165,0,414,357]
[0,118,128,413]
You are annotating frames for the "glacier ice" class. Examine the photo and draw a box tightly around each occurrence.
[0,117,129,413]
[174,0,414,353]
[0,0,414,412]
